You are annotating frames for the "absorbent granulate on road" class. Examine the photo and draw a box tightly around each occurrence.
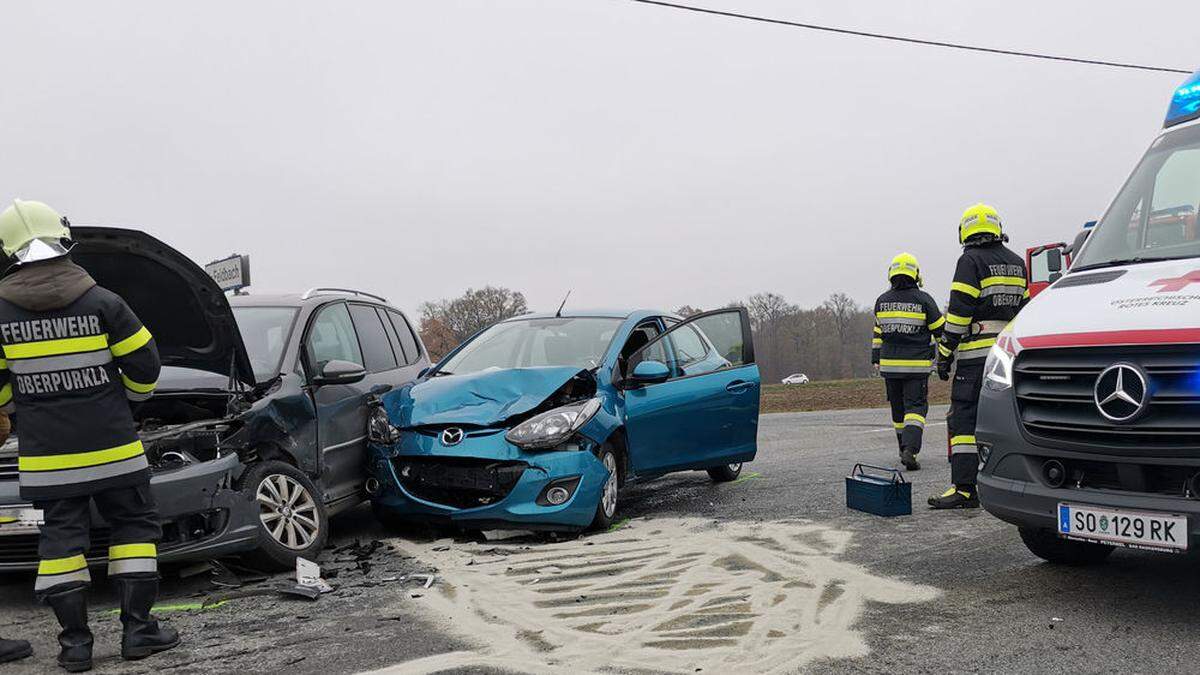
[370,517,940,674]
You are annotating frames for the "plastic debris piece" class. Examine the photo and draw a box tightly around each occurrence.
[297,557,334,594]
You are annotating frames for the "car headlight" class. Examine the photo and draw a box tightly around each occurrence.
[505,398,602,449]
[983,333,1020,392]
[368,405,401,445]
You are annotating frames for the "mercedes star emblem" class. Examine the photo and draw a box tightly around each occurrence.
[440,427,465,446]
[1093,363,1149,423]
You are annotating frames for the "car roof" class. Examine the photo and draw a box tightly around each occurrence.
[228,292,402,311]
[508,308,668,322]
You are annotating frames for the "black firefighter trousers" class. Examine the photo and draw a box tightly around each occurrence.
[948,362,986,488]
[885,375,929,454]
[33,483,161,601]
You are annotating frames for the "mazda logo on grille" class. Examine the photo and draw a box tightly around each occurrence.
[1094,363,1149,423]
[440,427,465,446]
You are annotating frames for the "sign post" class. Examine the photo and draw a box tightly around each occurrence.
[205,254,251,294]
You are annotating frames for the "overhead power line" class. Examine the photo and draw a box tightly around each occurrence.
[630,0,1193,75]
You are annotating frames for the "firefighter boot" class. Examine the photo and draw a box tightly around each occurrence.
[46,589,92,672]
[0,636,32,664]
[928,485,979,509]
[118,577,180,660]
[900,448,921,471]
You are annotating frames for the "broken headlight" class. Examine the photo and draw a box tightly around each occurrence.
[505,398,601,450]
[368,405,401,445]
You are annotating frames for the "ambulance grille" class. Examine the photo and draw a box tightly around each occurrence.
[1014,345,1200,455]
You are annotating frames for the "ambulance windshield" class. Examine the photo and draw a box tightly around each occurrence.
[1075,123,1200,270]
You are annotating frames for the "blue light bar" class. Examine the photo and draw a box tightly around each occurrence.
[1165,70,1200,128]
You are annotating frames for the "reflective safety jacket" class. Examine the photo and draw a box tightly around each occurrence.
[871,281,944,377]
[0,258,160,500]
[939,241,1028,362]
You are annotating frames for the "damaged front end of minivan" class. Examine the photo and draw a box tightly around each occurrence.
[367,366,621,531]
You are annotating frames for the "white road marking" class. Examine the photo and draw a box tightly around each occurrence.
[851,421,947,435]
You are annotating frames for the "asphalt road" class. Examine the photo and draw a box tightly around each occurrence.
[2,407,1199,673]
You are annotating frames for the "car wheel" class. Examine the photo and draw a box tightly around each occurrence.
[589,448,620,531]
[1018,526,1114,566]
[240,461,330,571]
[707,462,743,482]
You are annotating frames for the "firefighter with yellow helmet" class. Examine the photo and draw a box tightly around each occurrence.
[872,253,943,471]
[929,203,1028,509]
[0,200,180,671]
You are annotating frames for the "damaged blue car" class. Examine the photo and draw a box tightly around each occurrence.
[365,308,760,531]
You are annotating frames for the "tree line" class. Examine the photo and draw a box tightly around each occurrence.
[417,286,875,383]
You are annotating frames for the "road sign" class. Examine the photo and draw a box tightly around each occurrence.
[205,254,251,293]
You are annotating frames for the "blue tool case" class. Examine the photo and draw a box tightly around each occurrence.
[846,464,912,517]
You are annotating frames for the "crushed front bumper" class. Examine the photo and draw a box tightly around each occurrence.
[369,429,611,531]
[977,385,1200,543]
[0,453,260,571]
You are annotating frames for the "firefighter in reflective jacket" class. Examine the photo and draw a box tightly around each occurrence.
[929,203,1028,510]
[871,253,943,471]
[0,200,179,671]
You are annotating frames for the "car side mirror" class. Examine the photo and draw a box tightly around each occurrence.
[314,360,367,386]
[1046,248,1063,273]
[628,360,670,386]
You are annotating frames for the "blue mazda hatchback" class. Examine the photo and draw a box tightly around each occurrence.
[365,308,760,531]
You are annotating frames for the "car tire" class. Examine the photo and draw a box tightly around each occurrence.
[240,461,330,571]
[589,447,620,531]
[707,462,743,483]
[1018,526,1114,566]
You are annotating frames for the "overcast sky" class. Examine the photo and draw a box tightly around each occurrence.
[3,1,1196,317]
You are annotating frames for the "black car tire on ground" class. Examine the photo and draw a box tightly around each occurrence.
[707,462,743,482]
[1018,526,1114,566]
[240,461,330,571]
[589,447,620,531]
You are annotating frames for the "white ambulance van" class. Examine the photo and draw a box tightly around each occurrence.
[978,69,1200,564]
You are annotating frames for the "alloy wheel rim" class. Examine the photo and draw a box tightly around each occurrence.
[729,462,743,473]
[601,453,618,518]
[256,473,320,550]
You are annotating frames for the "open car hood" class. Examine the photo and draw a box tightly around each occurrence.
[386,366,588,428]
[70,227,256,387]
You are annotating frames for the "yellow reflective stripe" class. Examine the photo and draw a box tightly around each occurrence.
[960,337,997,351]
[880,359,932,367]
[950,435,976,445]
[938,343,953,356]
[904,413,925,423]
[892,422,904,430]
[110,327,152,357]
[108,543,156,560]
[981,276,1027,288]
[873,325,882,334]
[121,374,157,394]
[0,383,10,407]
[876,311,925,320]
[0,358,6,370]
[19,440,144,472]
[950,282,981,298]
[871,338,883,346]
[4,334,108,360]
[927,316,945,330]
[946,313,972,326]
[39,554,87,576]
[1023,289,1031,299]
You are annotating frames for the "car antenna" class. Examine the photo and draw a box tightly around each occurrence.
[555,290,572,318]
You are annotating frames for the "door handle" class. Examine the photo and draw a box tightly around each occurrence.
[370,383,393,396]
[726,380,754,394]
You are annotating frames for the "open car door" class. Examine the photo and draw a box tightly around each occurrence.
[622,308,760,474]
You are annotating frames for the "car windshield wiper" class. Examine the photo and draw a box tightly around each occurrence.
[1072,254,1196,272]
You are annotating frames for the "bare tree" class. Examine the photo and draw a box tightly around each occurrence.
[418,286,528,359]
[674,305,703,318]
